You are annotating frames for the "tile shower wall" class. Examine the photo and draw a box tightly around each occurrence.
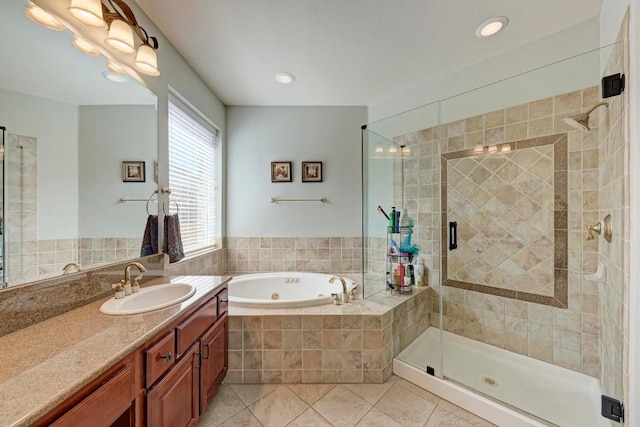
[393,86,603,377]
[225,237,362,274]
[599,19,628,404]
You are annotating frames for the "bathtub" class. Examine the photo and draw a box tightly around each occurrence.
[228,272,357,308]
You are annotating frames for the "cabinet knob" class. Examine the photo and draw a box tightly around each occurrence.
[158,352,172,362]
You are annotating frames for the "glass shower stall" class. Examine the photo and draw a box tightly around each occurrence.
[361,43,625,427]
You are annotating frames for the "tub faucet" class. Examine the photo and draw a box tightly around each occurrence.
[329,275,349,303]
[124,262,146,285]
[62,262,81,274]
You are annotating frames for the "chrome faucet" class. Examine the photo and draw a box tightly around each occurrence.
[329,275,349,304]
[124,262,146,285]
[62,262,81,274]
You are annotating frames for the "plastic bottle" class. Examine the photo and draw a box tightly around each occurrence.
[414,259,425,287]
[395,264,405,285]
[405,264,413,286]
[389,207,396,231]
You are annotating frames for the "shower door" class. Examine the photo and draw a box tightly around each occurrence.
[436,44,625,427]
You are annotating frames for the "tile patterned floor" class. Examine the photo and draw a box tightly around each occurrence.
[200,376,496,427]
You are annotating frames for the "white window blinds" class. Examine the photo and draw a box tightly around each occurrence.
[168,93,220,253]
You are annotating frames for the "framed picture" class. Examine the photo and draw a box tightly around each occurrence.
[122,161,146,182]
[271,161,292,182]
[302,161,323,182]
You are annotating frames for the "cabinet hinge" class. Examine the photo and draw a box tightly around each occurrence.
[601,395,624,423]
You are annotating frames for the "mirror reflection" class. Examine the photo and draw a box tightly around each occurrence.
[0,2,158,287]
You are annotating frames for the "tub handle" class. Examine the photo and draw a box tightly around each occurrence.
[331,293,341,305]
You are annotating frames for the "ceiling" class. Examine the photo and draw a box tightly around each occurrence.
[136,0,602,107]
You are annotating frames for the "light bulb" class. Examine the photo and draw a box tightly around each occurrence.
[105,19,136,56]
[134,44,160,76]
[501,144,511,152]
[25,1,65,31]
[374,144,384,153]
[474,144,484,155]
[388,146,398,154]
[488,145,498,153]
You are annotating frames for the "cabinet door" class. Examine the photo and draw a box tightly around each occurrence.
[147,342,200,427]
[199,313,228,413]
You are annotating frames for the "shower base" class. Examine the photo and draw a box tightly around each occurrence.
[394,327,609,427]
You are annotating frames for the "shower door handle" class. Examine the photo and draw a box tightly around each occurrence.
[449,222,457,250]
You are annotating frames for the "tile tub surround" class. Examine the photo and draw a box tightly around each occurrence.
[0,253,164,337]
[226,287,431,384]
[225,237,362,274]
[388,86,603,378]
[203,376,495,427]
[0,275,230,427]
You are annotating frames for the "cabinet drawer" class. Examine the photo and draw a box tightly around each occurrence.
[217,289,228,316]
[146,331,176,387]
[51,364,133,427]
[176,297,217,356]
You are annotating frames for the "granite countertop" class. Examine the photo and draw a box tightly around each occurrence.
[0,275,231,427]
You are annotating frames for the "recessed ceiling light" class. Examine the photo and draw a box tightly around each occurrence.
[476,16,509,38]
[275,72,295,84]
[101,71,126,83]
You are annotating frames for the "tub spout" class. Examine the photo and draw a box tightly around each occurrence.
[329,275,349,303]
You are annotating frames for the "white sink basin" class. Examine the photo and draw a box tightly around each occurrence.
[100,283,196,315]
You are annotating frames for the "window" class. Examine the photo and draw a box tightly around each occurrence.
[168,92,221,253]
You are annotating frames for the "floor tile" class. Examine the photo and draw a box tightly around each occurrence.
[287,408,333,426]
[392,377,441,405]
[216,408,263,427]
[425,406,476,427]
[230,383,282,406]
[313,385,373,427]
[375,383,437,427]
[437,400,495,427]
[286,383,337,406]
[249,386,309,427]
[355,407,403,427]
[344,383,393,405]
[199,384,246,426]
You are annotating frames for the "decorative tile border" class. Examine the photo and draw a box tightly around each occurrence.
[441,133,568,308]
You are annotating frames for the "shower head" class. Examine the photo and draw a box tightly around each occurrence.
[562,101,608,131]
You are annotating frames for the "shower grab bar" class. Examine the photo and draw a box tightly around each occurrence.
[270,197,327,203]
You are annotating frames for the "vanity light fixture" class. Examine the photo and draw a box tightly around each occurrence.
[27,0,160,76]
[475,16,509,38]
[106,60,125,74]
[388,145,398,154]
[374,144,384,153]
[67,0,108,29]
[488,145,498,153]
[474,144,484,155]
[25,1,65,31]
[402,146,411,155]
[104,19,136,55]
[501,144,511,152]
[71,35,99,56]
[275,72,295,84]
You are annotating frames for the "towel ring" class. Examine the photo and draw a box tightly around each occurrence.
[163,199,179,215]
[145,191,158,216]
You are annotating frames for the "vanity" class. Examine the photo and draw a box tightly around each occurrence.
[0,275,229,427]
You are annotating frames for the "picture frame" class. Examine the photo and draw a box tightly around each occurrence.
[302,161,323,182]
[122,161,146,182]
[271,161,292,182]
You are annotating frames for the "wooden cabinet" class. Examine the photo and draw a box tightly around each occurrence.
[35,283,228,427]
[146,342,200,427]
[199,314,228,412]
[33,353,140,427]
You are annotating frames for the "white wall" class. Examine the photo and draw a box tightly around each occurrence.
[368,17,600,124]
[0,88,78,240]
[78,105,157,238]
[226,106,366,237]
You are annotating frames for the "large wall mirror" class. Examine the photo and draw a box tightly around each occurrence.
[0,2,158,287]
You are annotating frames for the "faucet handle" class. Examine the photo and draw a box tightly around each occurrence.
[331,293,341,305]
[112,282,125,299]
[132,278,140,293]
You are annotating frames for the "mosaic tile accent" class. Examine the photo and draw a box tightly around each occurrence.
[441,134,568,308]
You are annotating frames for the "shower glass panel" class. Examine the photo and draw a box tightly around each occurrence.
[363,42,625,427]
[362,101,442,368]
[436,43,623,426]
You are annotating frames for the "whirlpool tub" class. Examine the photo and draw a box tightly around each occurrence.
[228,272,357,308]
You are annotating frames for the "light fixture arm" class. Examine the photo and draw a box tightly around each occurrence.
[103,0,158,49]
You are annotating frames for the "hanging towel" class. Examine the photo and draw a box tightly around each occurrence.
[164,214,185,263]
[140,215,159,256]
